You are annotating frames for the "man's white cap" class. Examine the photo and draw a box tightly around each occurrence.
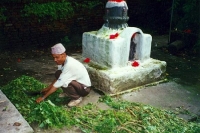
[51,43,66,54]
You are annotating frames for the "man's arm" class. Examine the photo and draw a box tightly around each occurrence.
[36,85,58,103]
[41,79,56,94]
[36,80,57,103]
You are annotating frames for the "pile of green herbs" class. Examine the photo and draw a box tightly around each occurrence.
[1,75,200,133]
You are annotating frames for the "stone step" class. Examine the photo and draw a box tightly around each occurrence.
[0,90,34,133]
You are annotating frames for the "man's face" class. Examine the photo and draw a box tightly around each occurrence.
[52,53,66,65]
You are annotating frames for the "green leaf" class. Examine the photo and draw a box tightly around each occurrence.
[39,122,45,128]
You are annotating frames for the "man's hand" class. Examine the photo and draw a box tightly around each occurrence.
[36,86,58,103]
[36,97,44,103]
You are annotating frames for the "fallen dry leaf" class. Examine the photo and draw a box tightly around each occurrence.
[13,122,21,126]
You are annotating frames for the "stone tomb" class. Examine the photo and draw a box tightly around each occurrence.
[80,0,166,94]
[81,26,166,94]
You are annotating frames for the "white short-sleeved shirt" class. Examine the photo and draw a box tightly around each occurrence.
[53,56,91,88]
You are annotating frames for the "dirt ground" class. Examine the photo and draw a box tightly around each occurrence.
[1,35,200,132]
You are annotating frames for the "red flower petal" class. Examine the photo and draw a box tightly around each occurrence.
[184,29,191,33]
[109,0,124,2]
[115,33,119,37]
[110,35,115,39]
[17,59,21,62]
[132,61,139,67]
[84,58,90,63]
[110,32,119,39]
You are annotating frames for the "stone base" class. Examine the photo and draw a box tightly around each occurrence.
[72,54,166,94]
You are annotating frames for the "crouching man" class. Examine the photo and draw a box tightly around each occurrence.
[36,43,91,107]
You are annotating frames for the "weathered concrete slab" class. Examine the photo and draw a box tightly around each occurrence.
[0,90,34,133]
[86,59,166,94]
[71,53,166,94]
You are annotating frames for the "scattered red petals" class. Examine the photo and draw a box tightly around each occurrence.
[132,61,139,67]
[110,33,119,39]
[84,58,90,63]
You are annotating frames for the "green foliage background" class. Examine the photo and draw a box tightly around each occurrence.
[172,0,199,33]
[21,0,103,21]
[1,0,200,53]
[1,75,200,132]
[22,2,74,20]
[0,7,6,22]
